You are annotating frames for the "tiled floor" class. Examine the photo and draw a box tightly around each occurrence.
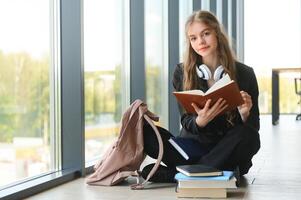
[27,115,301,200]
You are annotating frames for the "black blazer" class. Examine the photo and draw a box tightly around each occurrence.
[172,62,260,144]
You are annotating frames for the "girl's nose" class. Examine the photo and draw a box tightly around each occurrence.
[199,36,205,45]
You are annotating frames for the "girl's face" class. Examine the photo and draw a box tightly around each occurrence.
[187,21,218,59]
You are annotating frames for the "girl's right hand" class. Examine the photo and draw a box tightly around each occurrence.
[191,98,228,128]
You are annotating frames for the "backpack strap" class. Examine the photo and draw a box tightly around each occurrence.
[129,99,144,119]
[130,114,164,190]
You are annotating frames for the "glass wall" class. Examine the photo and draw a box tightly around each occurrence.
[84,0,130,163]
[244,0,301,113]
[145,0,169,128]
[0,0,56,188]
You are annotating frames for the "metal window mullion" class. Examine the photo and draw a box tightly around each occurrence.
[60,0,85,174]
[210,0,217,14]
[168,0,180,135]
[130,0,145,102]
[193,0,202,11]
[231,0,237,54]
[222,0,228,32]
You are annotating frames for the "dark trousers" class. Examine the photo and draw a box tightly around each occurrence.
[143,123,260,175]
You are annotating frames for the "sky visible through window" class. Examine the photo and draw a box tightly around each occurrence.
[0,0,49,59]
[245,0,301,73]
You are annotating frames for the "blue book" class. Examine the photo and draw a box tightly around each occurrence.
[174,171,237,188]
[168,137,208,160]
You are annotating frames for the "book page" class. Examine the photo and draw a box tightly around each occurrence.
[174,89,205,95]
[205,74,232,94]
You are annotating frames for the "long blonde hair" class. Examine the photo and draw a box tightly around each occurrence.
[183,10,236,90]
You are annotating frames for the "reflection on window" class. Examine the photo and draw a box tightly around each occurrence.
[245,0,301,113]
[0,0,53,188]
[145,0,168,128]
[84,0,130,163]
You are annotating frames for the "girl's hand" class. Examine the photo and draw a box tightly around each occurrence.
[238,91,252,122]
[191,98,228,128]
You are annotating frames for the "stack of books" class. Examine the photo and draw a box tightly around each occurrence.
[174,164,237,198]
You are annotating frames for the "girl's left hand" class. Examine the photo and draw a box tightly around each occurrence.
[238,91,252,122]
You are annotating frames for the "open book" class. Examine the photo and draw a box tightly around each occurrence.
[173,74,243,115]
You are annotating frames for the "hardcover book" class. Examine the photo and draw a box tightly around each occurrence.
[176,164,223,177]
[176,187,227,198]
[173,74,243,114]
[174,171,237,189]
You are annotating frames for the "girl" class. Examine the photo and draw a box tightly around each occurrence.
[142,10,260,183]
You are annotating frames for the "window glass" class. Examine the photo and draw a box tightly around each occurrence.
[179,0,193,62]
[145,0,168,128]
[0,0,54,188]
[84,0,130,163]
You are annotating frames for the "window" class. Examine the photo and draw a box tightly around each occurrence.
[84,0,130,163]
[179,0,193,61]
[145,0,169,128]
[0,0,58,188]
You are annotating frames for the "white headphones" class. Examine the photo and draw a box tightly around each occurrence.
[196,64,226,81]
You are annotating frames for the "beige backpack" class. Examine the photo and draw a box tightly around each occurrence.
[86,99,163,189]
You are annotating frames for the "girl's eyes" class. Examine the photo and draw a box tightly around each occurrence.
[202,31,211,37]
[189,31,211,42]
